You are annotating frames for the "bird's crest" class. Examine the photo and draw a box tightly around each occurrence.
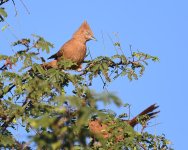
[73,21,94,38]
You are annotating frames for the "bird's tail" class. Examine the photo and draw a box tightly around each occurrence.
[41,60,58,69]
[28,60,58,75]
[48,53,57,59]
[128,104,159,127]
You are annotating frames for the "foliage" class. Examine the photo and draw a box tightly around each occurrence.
[0,1,173,150]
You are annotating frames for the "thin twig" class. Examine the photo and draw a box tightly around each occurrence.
[19,0,30,14]
[137,142,147,150]
[107,34,119,55]
[101,30,106,51]
[129,45,135,62]
[4,20,19,40]
[88,48,109,92]
[113,32,126,56]
[0,0,9,6]
[1,95,30,133]
[11,0,18,16]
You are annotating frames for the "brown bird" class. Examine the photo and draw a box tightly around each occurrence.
[89,104,159,139]
[45,21,96,71]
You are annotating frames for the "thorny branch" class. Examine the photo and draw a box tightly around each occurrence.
[0,0,9,6]
[1,92,30,133]
[80,58,142,76]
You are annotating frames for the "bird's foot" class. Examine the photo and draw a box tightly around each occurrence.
[76,64,82,72]
[77,68,82,72]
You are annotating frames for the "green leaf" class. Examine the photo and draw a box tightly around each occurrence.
[0,134,15,147]
[152,56,160,62]
[36,64,45,74]
[0,54,8,60]
[32,34,54,53]
[1,24,8,31]
[0,8,7,18]
[114,42,121,47]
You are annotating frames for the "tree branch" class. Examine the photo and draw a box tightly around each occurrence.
[1,96,30,133]
[0,0,9,6]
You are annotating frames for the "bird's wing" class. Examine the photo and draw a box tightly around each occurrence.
[48,40,72,60]
[48,39,79,60]
[48,46,64,59]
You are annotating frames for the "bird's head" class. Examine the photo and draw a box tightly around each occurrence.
[73,21,96,42]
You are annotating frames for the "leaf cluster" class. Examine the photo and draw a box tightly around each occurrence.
[0,1,172,149]
[0,35,173,149]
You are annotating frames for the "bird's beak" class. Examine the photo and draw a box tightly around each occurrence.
[90,36,97,41]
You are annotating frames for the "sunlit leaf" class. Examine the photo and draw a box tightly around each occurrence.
[0,8,7,18]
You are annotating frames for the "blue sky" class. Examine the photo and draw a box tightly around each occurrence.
[1,0,188,149]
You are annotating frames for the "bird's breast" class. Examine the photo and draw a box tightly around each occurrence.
[73,45,86,64]
[62,41,86,65]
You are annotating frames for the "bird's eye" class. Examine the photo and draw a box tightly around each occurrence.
[85,31,90,35]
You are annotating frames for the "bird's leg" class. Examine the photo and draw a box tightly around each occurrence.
[76,64,82,72]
